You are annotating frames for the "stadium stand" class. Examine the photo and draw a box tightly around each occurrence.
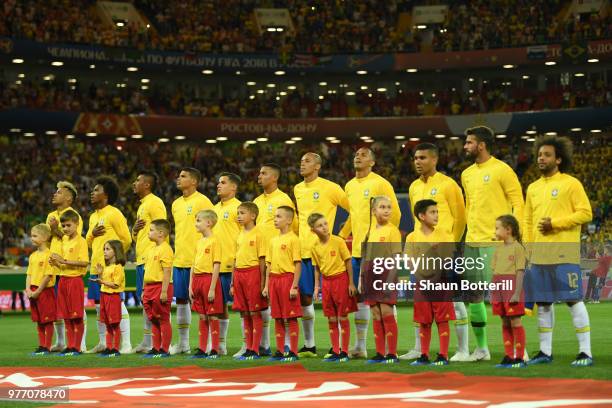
[1,0,609,53]
[1,134,609,260]
[2,79,610,117]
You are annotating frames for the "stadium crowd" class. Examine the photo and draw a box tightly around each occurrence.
[1,134,609,260]
[1,0,610,54]
[2,78,611,118]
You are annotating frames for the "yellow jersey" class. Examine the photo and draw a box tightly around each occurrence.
[135,193,167,265]
[171,191,213,268]
[253,188,297,245]
[144,242,174,284]
[267,232,301,274]
[46,207,83,255]
[86,205,132,273]
[235,226,267,269]
[60,235,89,277]
[492,241,526,276]
[342,171,401,257]
[100,264,125,293]
[409,172,465,242]
[27,248,56,288]
[294,177,349,259]
[311,235,351,277]
[461,156,524,244]
[524,172,592,264]
[213,197,242,272]
[193,235,221,274]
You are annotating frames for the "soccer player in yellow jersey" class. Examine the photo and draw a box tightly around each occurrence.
[342,147,401,358]
[406,143,469,362]
[131,171,167,353]
[86,176,132,354]
[254,163,296,355]
[524,135,593,367]
[213,172,242,356]
[170,167,213,354]
[294,152,349,357]
[461,126,524,362]
[46,181,82,352]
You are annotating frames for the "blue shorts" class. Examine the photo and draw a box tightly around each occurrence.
[299,259,315,296]
[87,273,101,301]
[136,264,145,301]
[220,272,233,303]
[351,257,362,288]
[173,267,191,300]
[525,263,583,303]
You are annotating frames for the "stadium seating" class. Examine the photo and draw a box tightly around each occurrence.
[2,79,610,117]
[1,0,609,53]
[1,134,609,260]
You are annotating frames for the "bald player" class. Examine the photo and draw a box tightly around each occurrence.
[253,163,296,355]
[46,181,84,352]
[130,171,167,353]
[461,126,524,362]
[170,167,214,355]
[213,172,242,356]
[404,143,468,362]
[341,147,401,358]
[294,152,349,357]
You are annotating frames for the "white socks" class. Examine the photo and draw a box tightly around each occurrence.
[120,302,131,349]
[240,316,246,349]
[219,319,230,352]
[453,301,469,354]
[301,304,316,348]
[95,304,106,344]
[81,312,87,351]
[261,307,271,349]
[413,324,421,351]
[537,304,554,355]
[142,308,152,348]
[176,303,191,348]
[353,302,370,351]
[54,320,65,346]
[570,302,591,356]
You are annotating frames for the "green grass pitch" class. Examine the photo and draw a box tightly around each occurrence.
[0,303,610,382]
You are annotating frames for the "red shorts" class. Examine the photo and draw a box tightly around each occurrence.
[191,274,224,315]
[232,266,268,312]
[491,275,525,317]
[30,285,56,323]
[413,301,455,324]
[100,292,122,324]
[143,282,173,321]
[57,276,84,320]
[321,272,357,317]
[269,273,302,319]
